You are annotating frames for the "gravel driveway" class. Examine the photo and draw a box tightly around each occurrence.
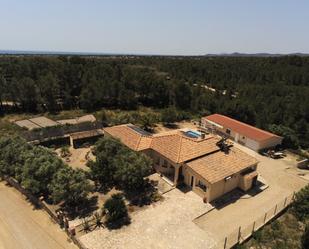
[80,188,215,249]
[194,144,308,247]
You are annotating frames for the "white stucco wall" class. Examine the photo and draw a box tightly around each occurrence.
[202,118,282,152]
[244,137,260,151]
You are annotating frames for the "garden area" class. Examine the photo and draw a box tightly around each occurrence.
[0,135,162,235]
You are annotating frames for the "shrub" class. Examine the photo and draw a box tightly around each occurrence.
[302,224,309,249]
[82,218,91,232]
[292,185,309,221]
[161,107,178,124]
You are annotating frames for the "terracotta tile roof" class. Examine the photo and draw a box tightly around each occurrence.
[104,124,152,151]
[186,147,258,184]
[104,124,220,163]
[203,114,281,141]
[151,132,220,163]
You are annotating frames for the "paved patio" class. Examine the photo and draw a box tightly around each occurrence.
[80,188,215,249]
[148,173,175,194]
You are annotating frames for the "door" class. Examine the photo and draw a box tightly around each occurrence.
[190,176,194,188]
[235,133,239,142]
[252,175,258,187]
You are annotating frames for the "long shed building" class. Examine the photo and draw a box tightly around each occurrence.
[201,114,283,152]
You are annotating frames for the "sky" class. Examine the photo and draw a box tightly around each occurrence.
[0,0,308,55]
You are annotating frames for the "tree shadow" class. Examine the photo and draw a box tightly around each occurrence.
[123,181,158,207]
[96,184,113,195]
[163,123,179,129]
[105,216,131,230]
[62,195,99,219]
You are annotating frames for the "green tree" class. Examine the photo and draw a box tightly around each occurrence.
[139,112,156,132]
[16,77,38,112]
[103,193,129,227]
[50,167,93,208]
[88,137,125,189]
[0,136,31,179]
[292,184,309,221]
[174,81,192,110]
[269,124,299,149]
[37,73,59,113]
[0,75,5,114]
[114,151,152,191]
[161,107,178,125]
[21,146,64,195]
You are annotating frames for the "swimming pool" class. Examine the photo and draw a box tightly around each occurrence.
[184,130,201,138]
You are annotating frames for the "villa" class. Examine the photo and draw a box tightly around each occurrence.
[104,124,259,202]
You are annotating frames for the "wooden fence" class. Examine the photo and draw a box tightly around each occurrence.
[221,192,295,249]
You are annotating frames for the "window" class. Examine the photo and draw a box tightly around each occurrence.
[226,129,231,135]
[162,160,168,168]
[197,180,207,192]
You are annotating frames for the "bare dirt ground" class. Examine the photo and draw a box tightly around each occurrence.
[194,143,309,247]
[56,147,94,171]
[80,188,215,249]
[0,181,77,249]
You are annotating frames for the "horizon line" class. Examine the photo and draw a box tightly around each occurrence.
[0,49,309,57]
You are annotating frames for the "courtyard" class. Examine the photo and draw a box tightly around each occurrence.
[79,187,215,249]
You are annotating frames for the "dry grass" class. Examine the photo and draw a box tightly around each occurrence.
[244,211,305,249]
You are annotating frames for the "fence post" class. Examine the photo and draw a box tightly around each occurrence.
[274,204,277,215]
[238,226,241,242]
[263,212,267,224]
[283,197,287,207]
[224,237,227,249]
[252,221,256,233]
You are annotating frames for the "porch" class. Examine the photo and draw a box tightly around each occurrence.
[153,160,181,187]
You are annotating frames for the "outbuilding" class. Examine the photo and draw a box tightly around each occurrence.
[201,114,283,152]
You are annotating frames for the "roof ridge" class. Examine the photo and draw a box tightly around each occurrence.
[176,135,184,163]
[217,114,275,136]
[206,114,281,138]
[136,135,143,150]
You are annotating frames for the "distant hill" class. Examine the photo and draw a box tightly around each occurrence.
[204,52,309,57]
[0,50,309,57]
[0,50,112,56]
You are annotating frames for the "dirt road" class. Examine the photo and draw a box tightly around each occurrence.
[0,182,77,249]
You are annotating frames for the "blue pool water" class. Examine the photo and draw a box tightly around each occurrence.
[185,130,201,138]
